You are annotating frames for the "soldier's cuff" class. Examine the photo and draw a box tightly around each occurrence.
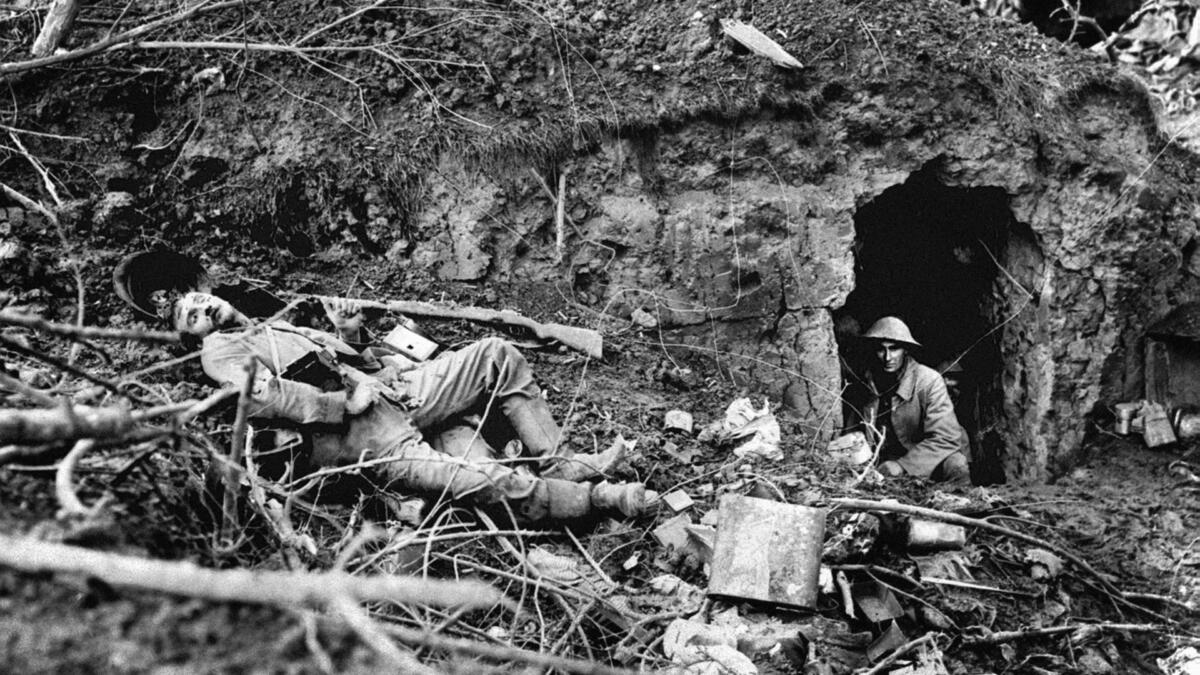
[316,391,348,423]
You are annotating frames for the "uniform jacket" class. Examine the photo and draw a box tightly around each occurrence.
[859,358,969,477]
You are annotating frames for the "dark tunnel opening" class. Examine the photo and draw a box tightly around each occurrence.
[834,165,1014,484]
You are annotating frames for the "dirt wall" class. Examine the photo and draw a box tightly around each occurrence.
[4,1,1199,483]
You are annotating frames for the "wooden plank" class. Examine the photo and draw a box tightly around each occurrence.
[1145,338,1170,407]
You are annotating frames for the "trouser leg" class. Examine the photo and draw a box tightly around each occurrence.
[398,337,542,431]
[931,453,971,484]
[398,337,572,460]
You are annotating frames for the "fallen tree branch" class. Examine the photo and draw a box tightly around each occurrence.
[0,399,133,445]
[0,369,57,406]
[0,310,180,343]
[0,333,125,396]
[219,359,257,545]
[0,395,232,445]
[54,437,96,516]
[0,0,248,77]
[330,596,439,675]
[30,0,80,56]
[831,498,1122,598]
[0,534,509,611]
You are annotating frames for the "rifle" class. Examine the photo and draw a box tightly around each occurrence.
[297,294,604,359]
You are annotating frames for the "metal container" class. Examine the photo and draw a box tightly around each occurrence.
[708,495,826,609]
[1178,413,1200,439]
[906,518,966,552]
[1114,402,1139,436]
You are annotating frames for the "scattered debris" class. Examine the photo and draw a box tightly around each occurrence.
[866,620,907,662]
[1158,646,1200,675]
[905,518,967,552]
[630,307,658,328]
[852,580,904,623]
[828,430,874,465]
[720,18,803,70]
[699,397,783,461]
[662,618,758,675]
[653,512,693,551]
[1143,401,1177,447]
[662,489,695,513]
[664,409,695,433]
[709,495,825,608]
[1025,547,1065,581]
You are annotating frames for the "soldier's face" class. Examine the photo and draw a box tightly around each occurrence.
[875,341,907,373]
[173,292,236,336]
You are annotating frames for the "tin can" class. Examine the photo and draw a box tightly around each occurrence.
[1179,413,1200,439]
[1114,402,1139,436]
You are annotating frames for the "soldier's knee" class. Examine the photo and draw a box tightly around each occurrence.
[936,453,971,484]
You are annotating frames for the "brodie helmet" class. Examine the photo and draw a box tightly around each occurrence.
[861,316,921,349]
[112,249,212,321]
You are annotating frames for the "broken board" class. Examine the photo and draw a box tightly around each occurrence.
[708,495,826,609]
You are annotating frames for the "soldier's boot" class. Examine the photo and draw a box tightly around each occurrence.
[542,436,631,482]
[590,481,660,518]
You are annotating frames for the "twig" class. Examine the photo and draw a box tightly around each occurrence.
[858,632,939,675]
[564,526,615,589]
[0,310,180,343]
[0,369,56,406]
[219,358,258,544]
[857,17,888,77]
[0,333,125,396]
[922,576,1038,597]
[556,166,568,263]
[54,438,95,517]
[8,131,63,207]
[382,620,636,675]
[330,596,439,675]
[962,623,1165,646]
[1122,592,1199,614]
[0,533,509,610]
[848,426,885,487]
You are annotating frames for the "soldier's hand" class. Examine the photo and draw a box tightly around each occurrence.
[346,378,384,415]
[321,297,364,338]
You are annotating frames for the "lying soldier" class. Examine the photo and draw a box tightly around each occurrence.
[156,286,658,522]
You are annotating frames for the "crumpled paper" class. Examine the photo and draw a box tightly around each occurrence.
[1159,646,1200,675]
[662,618,758,675]
[700,397,782,461]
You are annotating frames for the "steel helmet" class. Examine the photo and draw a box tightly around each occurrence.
[113,249,212,320]
[862,316,921,348]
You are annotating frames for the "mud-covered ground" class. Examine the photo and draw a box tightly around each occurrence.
[2,0,1199,673]
[1,243,1198,674]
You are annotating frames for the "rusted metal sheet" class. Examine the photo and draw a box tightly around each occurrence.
[708,495,825,608]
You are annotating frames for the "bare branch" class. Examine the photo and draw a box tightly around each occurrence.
[0,310,181,343]
[30,0,80,58]
[0,0,250,77]
[0,533,510,611]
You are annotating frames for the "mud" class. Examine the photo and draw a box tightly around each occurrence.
[2,0,1200,672]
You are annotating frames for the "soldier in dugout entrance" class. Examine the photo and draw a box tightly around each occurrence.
[843,316,972,484]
